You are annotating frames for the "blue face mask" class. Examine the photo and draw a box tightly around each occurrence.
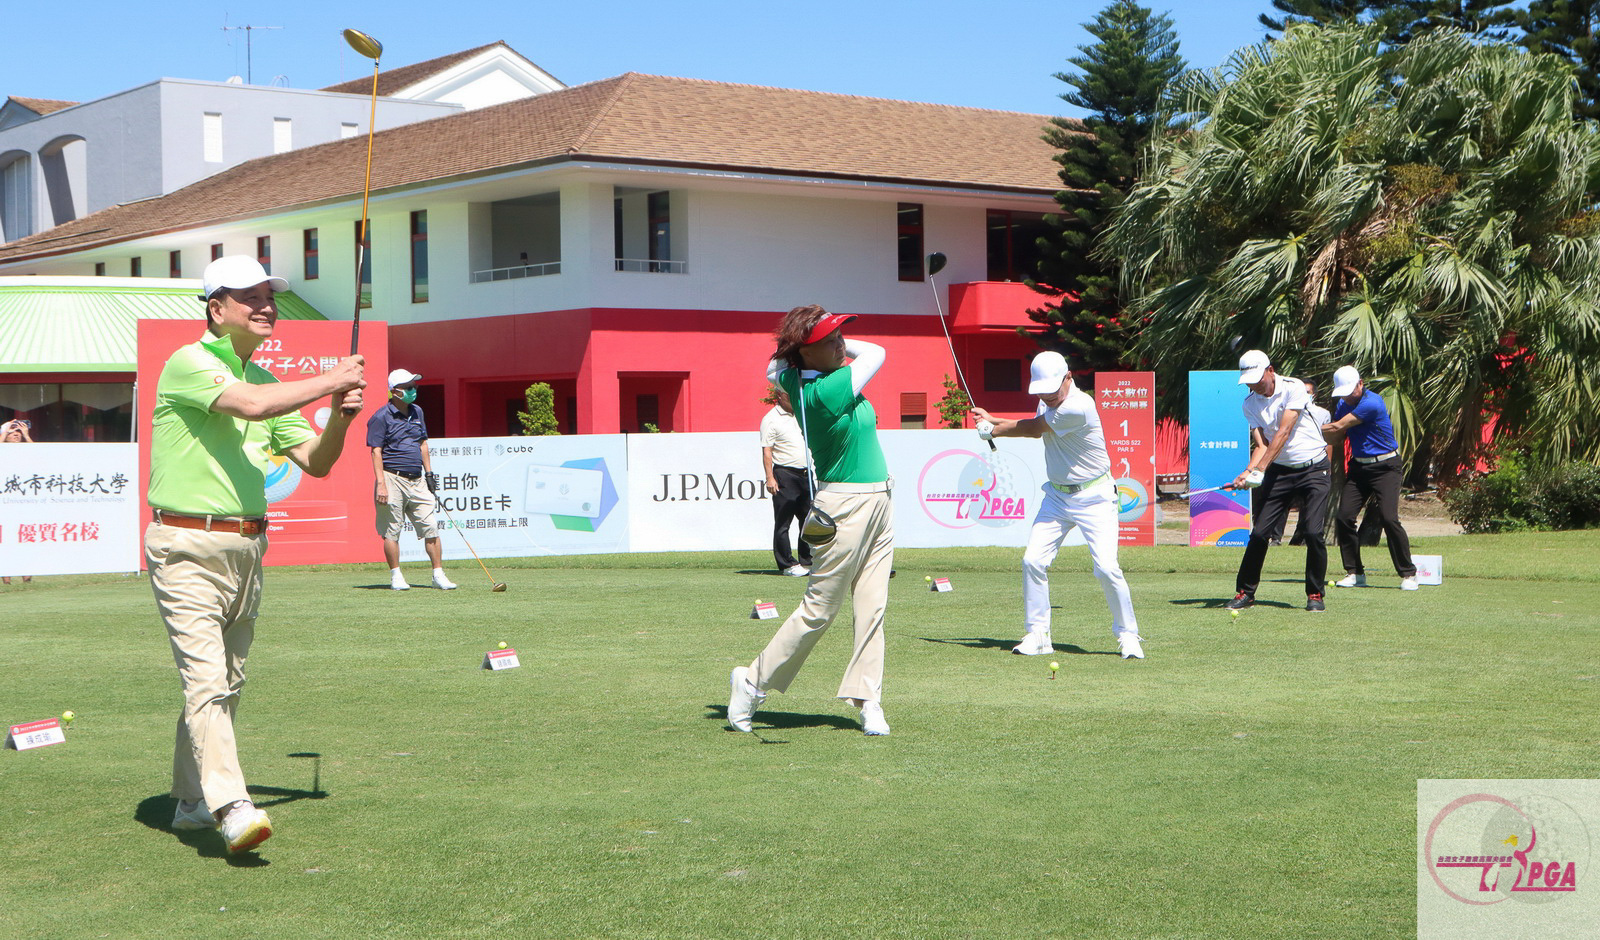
[397,387,418,405]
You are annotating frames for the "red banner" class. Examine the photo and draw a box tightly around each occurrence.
[136,319,387,567]
[1094,371,1156,547]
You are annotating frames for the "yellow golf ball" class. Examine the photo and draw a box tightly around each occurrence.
[1230,609,1240,620]
[497,642,508,650]
[61,710,75,723]
[925,576,932,582]
[1049,661,1059,671]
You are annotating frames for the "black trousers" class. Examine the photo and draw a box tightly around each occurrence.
[1336,456,1416,577]
[771,464,813,569]
[1236,461,1331,598]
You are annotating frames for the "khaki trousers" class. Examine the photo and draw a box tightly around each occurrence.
[749,484,894,703]
[144,522,265,812]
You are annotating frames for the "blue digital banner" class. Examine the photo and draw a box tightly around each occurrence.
[1187,370,1250,546]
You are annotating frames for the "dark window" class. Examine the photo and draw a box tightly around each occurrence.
[130,257,142,277]
[410,210,429,303]
[984,358,1024,393]
[636,394,659,432]
[647,191,670,271]
[986,209,1053,282]
[899,391,928,429]
[256,236,271,274]
[897,203,924,282]
[355,220,371,309]
[210,243,224,261]
[93,262,105,277]
[168,250,181,278]
[303,228,319,280]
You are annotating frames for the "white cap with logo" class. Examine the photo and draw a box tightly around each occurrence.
[1028,351,1071,394]
[1237,350,1271,385]
[200,256,288,301]
[1331,365,1362,397]
[388,369,423,389]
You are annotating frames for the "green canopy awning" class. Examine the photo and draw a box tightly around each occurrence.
[0,280,327,372]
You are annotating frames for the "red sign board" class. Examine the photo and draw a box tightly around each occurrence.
[1094,371,1156,547]
[136,319,388,567]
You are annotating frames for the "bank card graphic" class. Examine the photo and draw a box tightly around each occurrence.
[524,464,603,518]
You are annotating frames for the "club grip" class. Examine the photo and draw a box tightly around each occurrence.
[987,439,996,452]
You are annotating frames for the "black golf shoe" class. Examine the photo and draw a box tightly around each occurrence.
[1224,592,1254,610]
[1305,593,1326,612]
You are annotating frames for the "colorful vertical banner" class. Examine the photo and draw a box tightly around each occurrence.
[1094,372,1156,546]
[1187,370,1250,546]
[137,319,388,567]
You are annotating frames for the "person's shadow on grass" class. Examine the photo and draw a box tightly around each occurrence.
[917,636,1115,656]
[1169,596,1301,610]
[704,705,860,742]
[134,757,328,865]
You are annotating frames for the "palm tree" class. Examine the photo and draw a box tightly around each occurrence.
[1105,23,1600,475]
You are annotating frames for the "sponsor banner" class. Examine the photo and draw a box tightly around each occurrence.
[137,319,388,567]
[1419,779,1597,938]
[1095,372,1156,546]
[0,444,140,576]
[417,435,629,559]
[627,432,771,553]
[1187,370,1250,547]
[884,430,1043,549]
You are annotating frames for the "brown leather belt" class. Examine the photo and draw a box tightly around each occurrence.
[152,509,267,536]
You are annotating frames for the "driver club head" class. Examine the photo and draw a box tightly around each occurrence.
[491,582,507,593]
[342,28,383,60]
[926,251,947,278]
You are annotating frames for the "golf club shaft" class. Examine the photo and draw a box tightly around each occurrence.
[1160,483,1233,501]
[925,263,994,451]
[340,58,380,415]
[435,498,501,588]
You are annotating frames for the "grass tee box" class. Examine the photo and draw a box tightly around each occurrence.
[1,530,1596,939]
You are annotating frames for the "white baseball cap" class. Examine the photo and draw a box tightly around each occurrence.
[1238,349,1271,385]
[200,255,287,300]
[1331,365,1362,397]
[1028,351,1071,394]
[388,369,423,389]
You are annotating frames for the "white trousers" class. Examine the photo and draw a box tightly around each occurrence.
[1022,482,1137,639]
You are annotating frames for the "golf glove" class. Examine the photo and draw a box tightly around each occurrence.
[977,420,995,441]
[426,472,439,495]
[1240,468,1265,489]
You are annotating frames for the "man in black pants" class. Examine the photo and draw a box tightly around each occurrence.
[760,387,812,576]
[1322,366,1418,591]
[1226,351,1332,613]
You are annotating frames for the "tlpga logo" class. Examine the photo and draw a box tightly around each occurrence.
[915,448,1036,530]
[1419,781,1592,932]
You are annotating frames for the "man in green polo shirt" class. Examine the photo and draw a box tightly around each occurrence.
[148,256,365,854]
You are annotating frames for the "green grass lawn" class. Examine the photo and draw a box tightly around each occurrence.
[2,531,1596,939]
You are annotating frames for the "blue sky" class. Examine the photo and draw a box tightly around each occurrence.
[3,1,1278,117]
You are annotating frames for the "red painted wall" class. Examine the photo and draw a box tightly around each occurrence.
[388,307,1043,437]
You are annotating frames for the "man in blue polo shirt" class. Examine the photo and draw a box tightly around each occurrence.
[1321,366,1418,591]
[367,368,455,591]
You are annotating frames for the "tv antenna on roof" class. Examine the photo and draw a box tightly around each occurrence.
[222,22,283,85]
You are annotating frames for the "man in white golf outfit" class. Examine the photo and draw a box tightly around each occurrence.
[1226,350,1332,612]
[971,351,1143,660]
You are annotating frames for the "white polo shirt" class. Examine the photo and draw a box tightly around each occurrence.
[1039,383,1112,485]
[759,406,806,469]
[1242,374,1327,466]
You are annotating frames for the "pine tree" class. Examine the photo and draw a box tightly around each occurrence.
[936,375,970,429]
[1029,0,1185,372]
[1521,0,1600,121]
[517,382,561,436]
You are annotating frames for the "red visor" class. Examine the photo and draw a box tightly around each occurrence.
[803,313,858,345]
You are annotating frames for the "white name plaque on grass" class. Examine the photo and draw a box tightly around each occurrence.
[750,601,779,620]
[482,648,521,671]
[6,719,65,750]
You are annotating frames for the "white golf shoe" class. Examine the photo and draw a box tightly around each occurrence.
[220,803,272,854]
[1118,633,1146,660]
[781,565,810,577]
[1400,577,1419,591]
[171,799,215,831]
[861,701,890,736]
[1011,631,1054,656]
[727,666,766,733]
[390,570,410,591]
[1335,573,1366,588]
[431,569,458,590]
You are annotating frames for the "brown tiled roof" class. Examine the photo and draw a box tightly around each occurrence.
[0,73,1070,263]
[320,41,529,96]
[7,97,79,116]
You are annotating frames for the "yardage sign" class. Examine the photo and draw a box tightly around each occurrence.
[1095,372,1156,547]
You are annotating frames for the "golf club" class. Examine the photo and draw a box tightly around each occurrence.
[1156,482,1235,502]
[341,27,382,415]
[434,498,507,592]
[924,252,994,451]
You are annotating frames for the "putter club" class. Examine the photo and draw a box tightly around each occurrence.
[435,499,507,592]
[341,28,382,415]
[924,251,994,451]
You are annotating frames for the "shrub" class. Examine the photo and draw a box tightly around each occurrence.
[1442,454,1600,533]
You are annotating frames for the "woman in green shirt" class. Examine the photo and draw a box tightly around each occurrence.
[728,305,895,736]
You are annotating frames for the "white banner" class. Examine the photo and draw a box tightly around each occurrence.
[0,444,140,576]
[412,435,630,560]
[627,432,774,552]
